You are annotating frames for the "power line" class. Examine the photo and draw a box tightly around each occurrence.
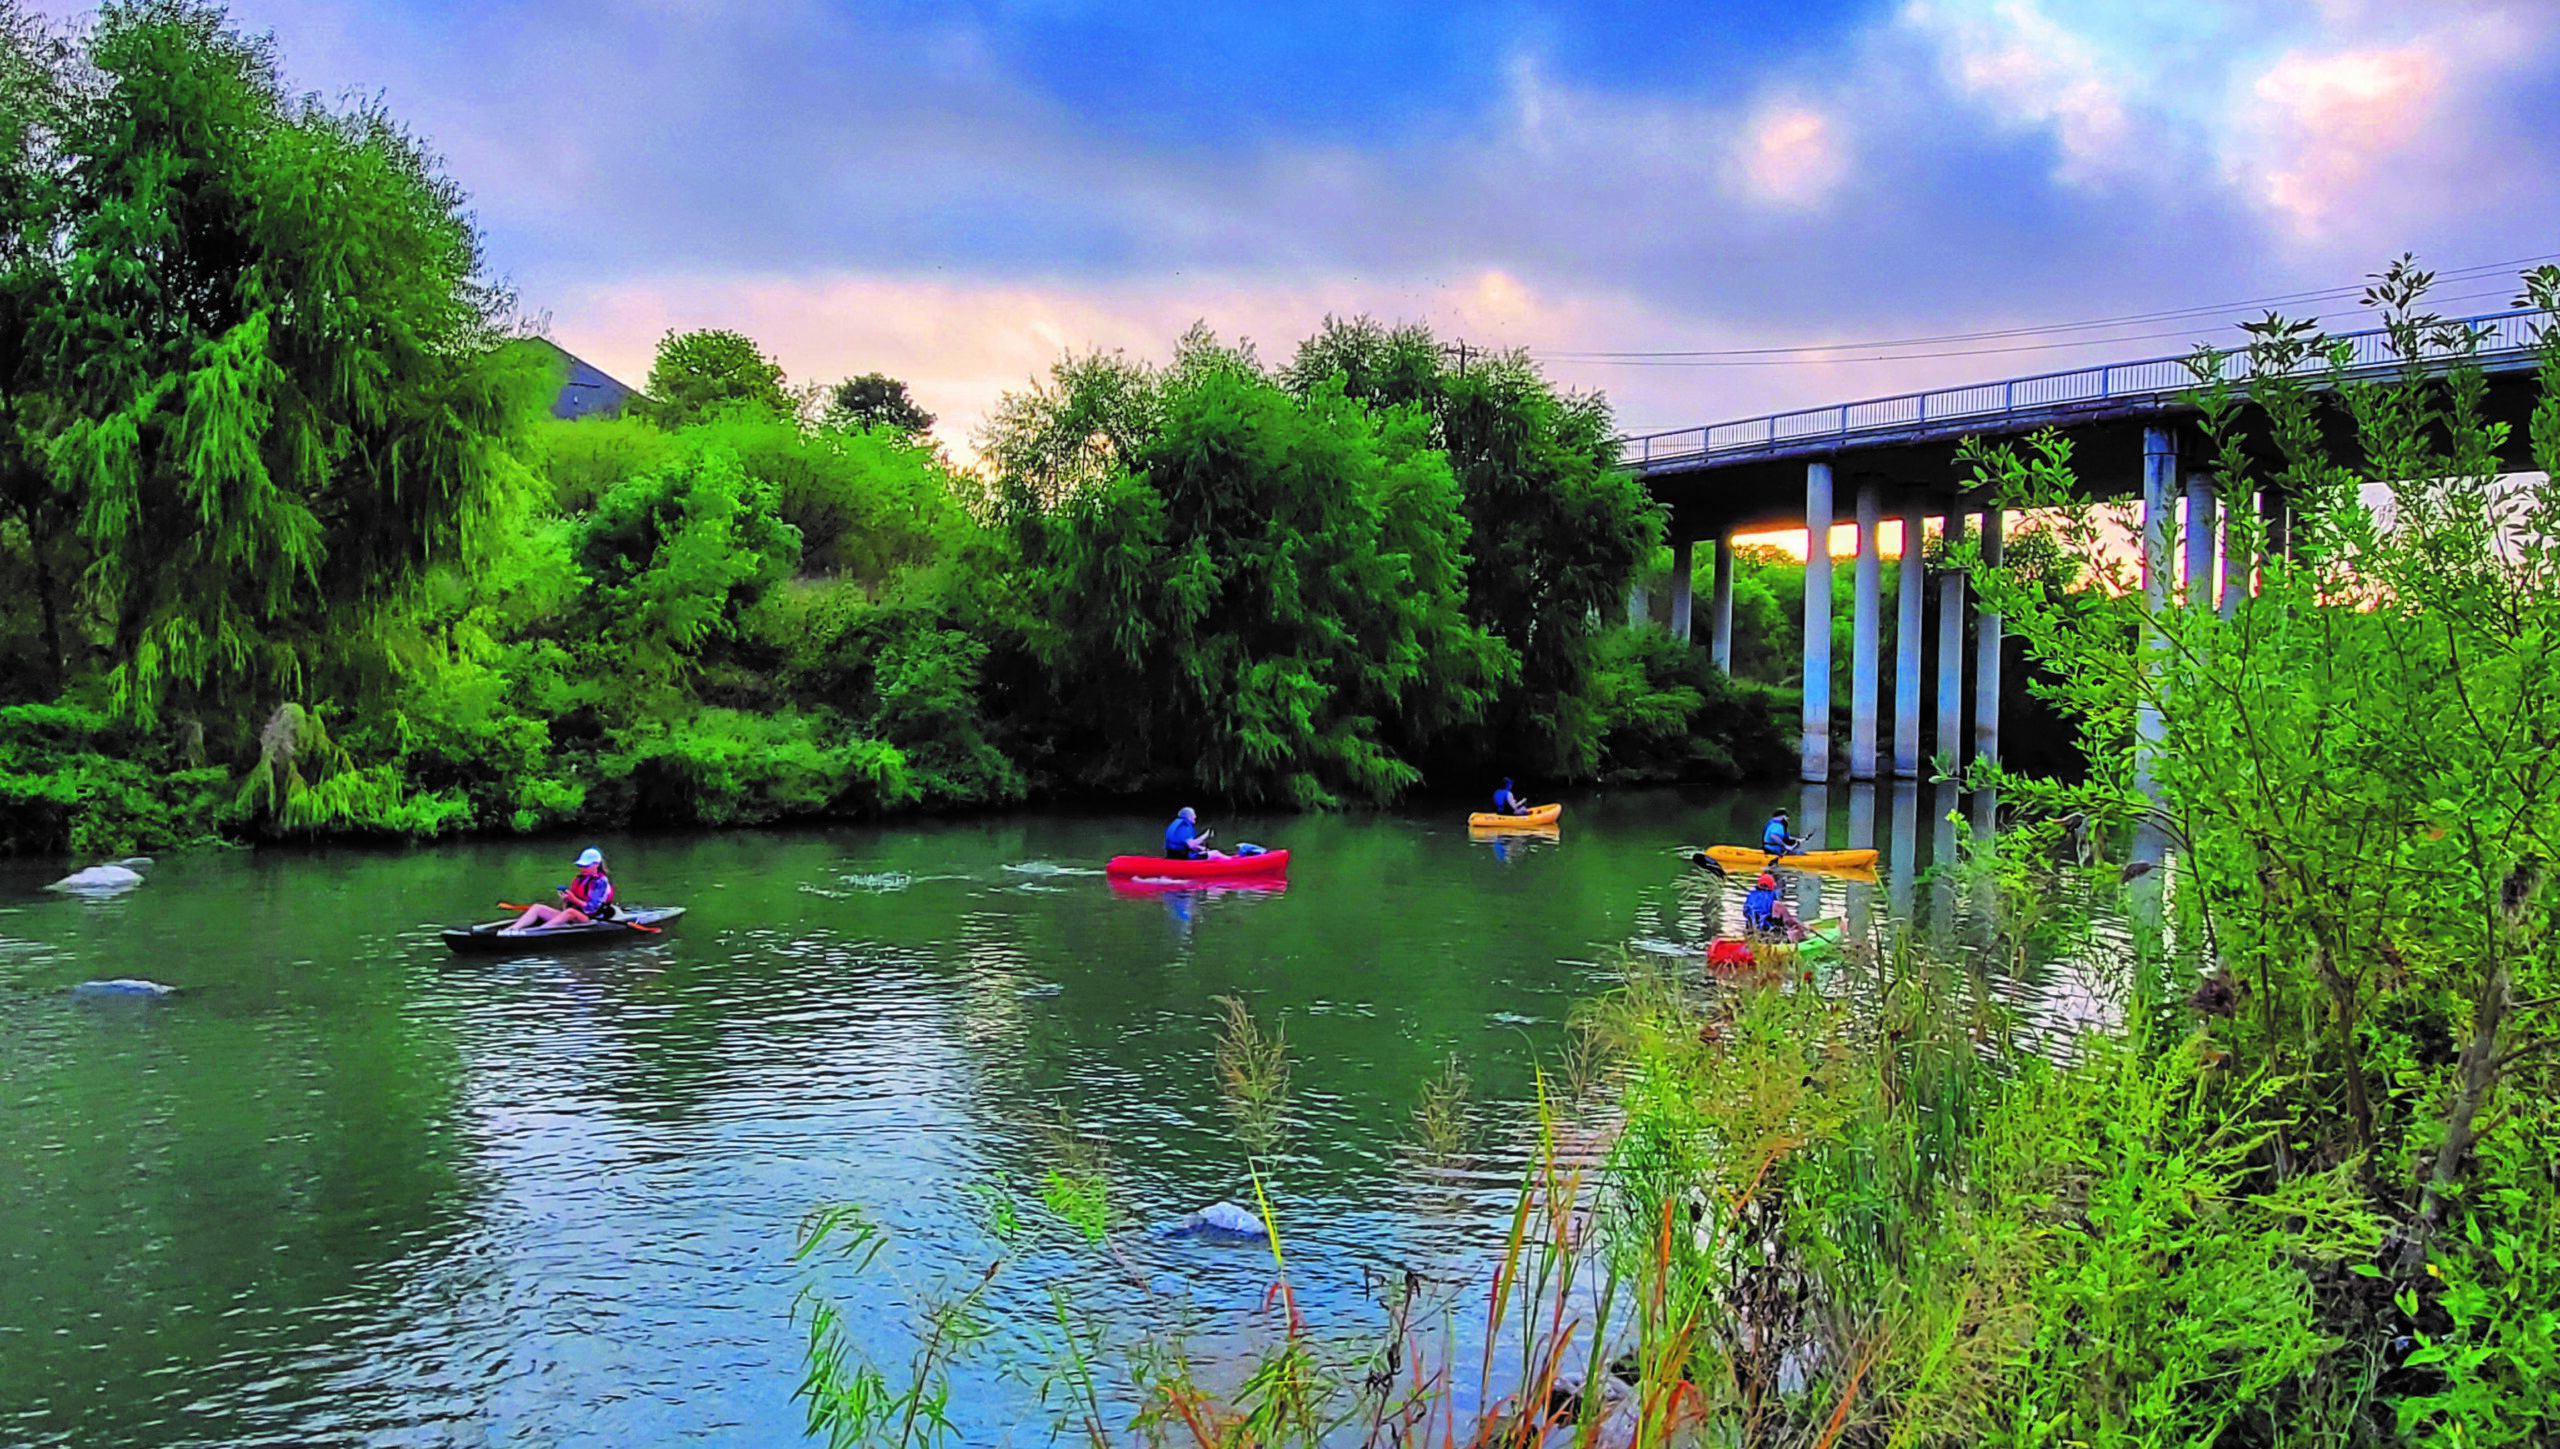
[1531,253,2560,363]
[1544,283,2540,370]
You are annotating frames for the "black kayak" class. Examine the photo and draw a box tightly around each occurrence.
[441,906,685,955]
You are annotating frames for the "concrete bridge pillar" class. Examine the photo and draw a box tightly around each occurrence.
[2183,470,2217,610]
[1850,480,1883,780]
[1802,462,1834,781]
[2137,428,2175,794]
[1973,508,2003,768]
[1709,536,1735,672]
[1894,503,1926,777]
[1937,511,1966,770]
[2220,488,2248,621]
[1668,535,1695,642]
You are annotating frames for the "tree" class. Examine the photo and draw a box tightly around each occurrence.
[824,372,934,434]
[27,0,534,727]
[639,327,793,428]
[0,6,72,692]
[998,340,1511,806]
[1282,318,1663,775]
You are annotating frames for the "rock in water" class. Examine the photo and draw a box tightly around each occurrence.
[45,865,145,896]
[74,979,177,997]
[1163,1201,1269,1239]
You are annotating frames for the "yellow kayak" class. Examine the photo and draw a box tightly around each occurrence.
[1469,803,1562,829]
[1701,844,1879,874]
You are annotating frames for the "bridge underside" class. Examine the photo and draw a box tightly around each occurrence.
[1633,370,2546,783]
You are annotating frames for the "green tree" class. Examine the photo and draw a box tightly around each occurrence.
[20,0,532,726]
[996,340,1511,806]
[824,371,934,434]
[1281,318,1662,776]
[0,7,71,694]
[639,327,794,428]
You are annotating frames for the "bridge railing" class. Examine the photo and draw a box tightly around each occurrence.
[1619,306,2552,469]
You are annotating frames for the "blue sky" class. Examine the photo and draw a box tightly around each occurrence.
[34,0,2560,444]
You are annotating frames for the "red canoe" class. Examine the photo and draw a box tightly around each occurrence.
[1104,850,1290,881]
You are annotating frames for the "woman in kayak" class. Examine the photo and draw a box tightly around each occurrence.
[508,848,616,930]
[1491,778,1531,816]
[1164,808,1230,861]
[1742,871,1806,942]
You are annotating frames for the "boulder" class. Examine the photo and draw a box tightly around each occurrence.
[46,865,145,896]
[1162,1201,1269,1239]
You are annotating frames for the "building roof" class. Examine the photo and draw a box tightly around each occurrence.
[532,336,638,421]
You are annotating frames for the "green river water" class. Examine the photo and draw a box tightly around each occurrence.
[0,784,2117,1446]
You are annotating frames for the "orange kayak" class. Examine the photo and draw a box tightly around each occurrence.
[1469,803,1562,829]
[1700,844,1878,874]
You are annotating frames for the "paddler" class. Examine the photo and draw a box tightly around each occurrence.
[1492,778,1531,816]
[1742,871,1806,942]
[508,848,616,930]
[1761,809,1803,858]
[1163,807,1229,861]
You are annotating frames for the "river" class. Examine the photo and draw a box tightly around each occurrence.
[0,784,2125,1446]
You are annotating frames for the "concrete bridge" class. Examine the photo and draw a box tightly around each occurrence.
[1619,307,2551,782]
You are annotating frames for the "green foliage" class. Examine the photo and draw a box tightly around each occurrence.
[18,1,535,726]
[0,702,224,858]
[1936,256,2560,1440]
[1001,347,1512,806]
[1589,948,2387,1445]
[1589,625,1793,784]
[1283,318,1665,776]
[598,709,913,826]
[639,327,795,429]
[825,372,934,435]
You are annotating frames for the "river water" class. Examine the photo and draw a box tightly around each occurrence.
[0,784,2122,1446]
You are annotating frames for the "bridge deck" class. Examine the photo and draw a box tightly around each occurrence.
[1620,307,2548,533]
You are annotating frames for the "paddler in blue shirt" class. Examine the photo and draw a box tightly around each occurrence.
[1492,778,1531,816]
[1742,871,1806,941]
[1762,809,1802,858]
[1163,807,1229,861]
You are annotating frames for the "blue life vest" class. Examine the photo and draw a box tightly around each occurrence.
[1165,817,1200,856]
[1743,884,1780,929]
[1494,787,1520,812]
[1762,817,1790,850]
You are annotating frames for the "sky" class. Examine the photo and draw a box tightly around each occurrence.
[30,0,2560,453]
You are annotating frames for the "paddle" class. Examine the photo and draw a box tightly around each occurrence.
[496,900,661,933]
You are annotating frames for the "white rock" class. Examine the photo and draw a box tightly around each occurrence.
[46,865,145,895]
[1166,1200,1269,1237]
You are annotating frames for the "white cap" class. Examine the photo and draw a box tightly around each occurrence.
[575,848,604,867]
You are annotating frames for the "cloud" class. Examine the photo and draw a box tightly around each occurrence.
[2242,44,2449,232]
[1732,102,1850,209]
[1899,0,2141,183]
